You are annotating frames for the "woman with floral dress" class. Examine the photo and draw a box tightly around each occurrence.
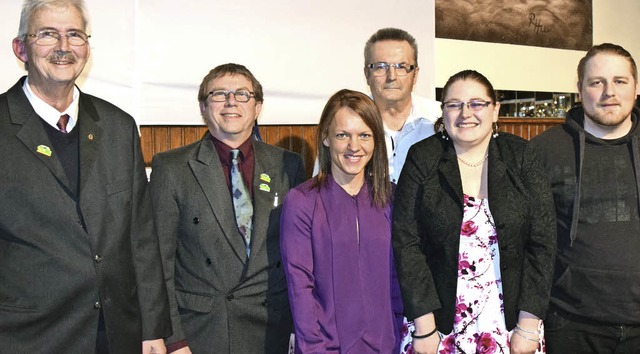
[393,70,556,354]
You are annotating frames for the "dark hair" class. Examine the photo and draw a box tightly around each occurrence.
[198,63,264,103]
[364,28,418,65]
[314,89,391,207]
[577,43,638,89]
[435,69,497,133]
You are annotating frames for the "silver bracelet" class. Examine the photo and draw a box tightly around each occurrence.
[515,324,539,335]
[513,328,539,342]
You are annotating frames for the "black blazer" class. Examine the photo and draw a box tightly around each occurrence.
[392,133,556,333]
[0,78,171,352]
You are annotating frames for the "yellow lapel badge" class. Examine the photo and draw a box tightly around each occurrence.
[259,183,271,192]
[36,145,52,157]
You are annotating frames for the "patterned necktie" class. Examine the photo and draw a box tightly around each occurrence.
[57,114,70,134]
[230,149,253,257]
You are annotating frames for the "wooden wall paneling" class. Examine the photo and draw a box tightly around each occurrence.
[258,125,317,178]
[183,126,205,147]
[139,126,153,167]
[139,119,563,173]
[152,126,169,163]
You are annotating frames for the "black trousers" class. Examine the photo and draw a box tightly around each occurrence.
[545,308,640,354]
[96,310,110,354]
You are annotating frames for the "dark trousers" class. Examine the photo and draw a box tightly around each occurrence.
[96,310,110,354]
[545,308,640,354]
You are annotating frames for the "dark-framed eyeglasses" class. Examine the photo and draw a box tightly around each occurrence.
[25,29,91,46]
[442,100,493,112]
[208,90,255,103]
[366,62,417,77]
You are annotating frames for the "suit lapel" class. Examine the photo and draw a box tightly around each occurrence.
[248,142,277,261]
[487,139,508,241]
[438,142,464,206]
[9,80,72,192]
[77,93,103,194]
[189,136,247,263]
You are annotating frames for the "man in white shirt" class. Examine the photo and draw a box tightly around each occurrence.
[364,28,440,183]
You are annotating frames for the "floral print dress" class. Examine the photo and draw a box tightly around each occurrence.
[399,195,544,354]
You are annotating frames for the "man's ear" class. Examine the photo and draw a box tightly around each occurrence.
[576,82,582,100]
[254,102,263,120]
[12,37,28,64]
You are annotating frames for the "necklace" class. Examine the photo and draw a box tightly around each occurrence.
[457,153,488,167]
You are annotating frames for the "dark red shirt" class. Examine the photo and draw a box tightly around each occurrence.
[211,134,255,198]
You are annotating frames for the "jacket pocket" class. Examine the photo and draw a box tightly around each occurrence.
[554,265,640,312]
[0,301,38,313]
[106,178,131,195]
[176,290,214,313]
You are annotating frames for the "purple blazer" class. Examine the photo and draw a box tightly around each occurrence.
[280,175,403,353]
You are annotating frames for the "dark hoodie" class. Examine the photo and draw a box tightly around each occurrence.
[530,106,640,324]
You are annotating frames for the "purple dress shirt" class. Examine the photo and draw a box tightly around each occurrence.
[280,175,403,353]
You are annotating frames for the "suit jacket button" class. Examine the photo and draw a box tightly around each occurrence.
[193,217,200,224]
[94,301,101,309]
[206,258,212,265]
[226,294,234,301]
[94,255,102,263]
[261,300,268,307]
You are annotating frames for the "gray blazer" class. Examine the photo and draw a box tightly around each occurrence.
[150,135,306,353]
[0,78,171,353]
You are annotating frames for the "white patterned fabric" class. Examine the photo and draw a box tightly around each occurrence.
[399,195,545,353]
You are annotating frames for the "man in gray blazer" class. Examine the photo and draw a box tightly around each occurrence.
[0,0,171,353]
[150,63,306,353]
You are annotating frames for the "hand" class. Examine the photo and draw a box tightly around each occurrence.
[411,313,439,354]
[510,330,539,354]
[142,339,167,354]
[411,333,440,354]
[511,311,540,354]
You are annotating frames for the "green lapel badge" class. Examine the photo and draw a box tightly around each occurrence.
[260,173,271,183]
[36,145,52,157]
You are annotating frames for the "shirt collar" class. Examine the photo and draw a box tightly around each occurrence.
[22,76,80,132]
[210,134,254,165]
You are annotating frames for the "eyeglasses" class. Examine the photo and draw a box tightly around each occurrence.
[26,30,91,46]
[442,100,493,112]
[208,90,255,103]
[366,62,417,77]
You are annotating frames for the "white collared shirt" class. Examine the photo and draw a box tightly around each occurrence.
[385,94,441,183]
[22,77,80,132]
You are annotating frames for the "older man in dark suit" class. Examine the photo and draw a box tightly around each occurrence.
[0,0,171,353]
[150,63,306,354]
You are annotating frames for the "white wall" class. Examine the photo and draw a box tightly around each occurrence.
[0,0,436,125]
[2,0,638,124]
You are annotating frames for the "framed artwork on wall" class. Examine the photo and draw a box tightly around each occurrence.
[436,0,592,50]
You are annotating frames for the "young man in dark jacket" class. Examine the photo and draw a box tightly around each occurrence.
[530,43,640,353]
